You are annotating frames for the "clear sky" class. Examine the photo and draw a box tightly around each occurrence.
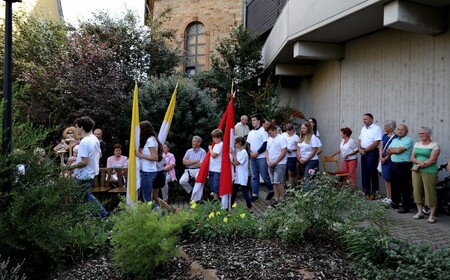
[60,0,145,26]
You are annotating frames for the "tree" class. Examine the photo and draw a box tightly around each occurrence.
[139,76,221,167]
[5,11,181,146]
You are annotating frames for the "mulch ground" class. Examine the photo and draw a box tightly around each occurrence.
[53,238,356,280]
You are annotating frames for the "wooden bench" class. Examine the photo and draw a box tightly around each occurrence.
[108,167,128,194]
[92,168,112,193]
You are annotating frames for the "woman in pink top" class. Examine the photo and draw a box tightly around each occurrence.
[107,144,128,182]
[107,144,128,168]
[162,142,176,202]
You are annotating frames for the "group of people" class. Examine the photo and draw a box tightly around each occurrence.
[57,113,448,221]
[329,113,445,224]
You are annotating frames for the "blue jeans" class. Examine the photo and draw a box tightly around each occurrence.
[209,171,220,194]
[140,171,157,203]
[302,159,319,192]
[78,179,108,218]
[361,149,379,195]
[250,157,273,197]
[231,183,252,208]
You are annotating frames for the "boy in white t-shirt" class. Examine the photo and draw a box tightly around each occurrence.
[266,124,288,207]
[209,129,223,201]
[67,116,108,219]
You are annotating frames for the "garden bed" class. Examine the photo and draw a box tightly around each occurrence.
[55,238,355,280]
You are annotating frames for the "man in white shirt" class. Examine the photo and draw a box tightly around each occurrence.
[247,114,274,201]
[68,116,108,219]
[358,113,382,199]
[179,136,206,194]
[235,115,250,138]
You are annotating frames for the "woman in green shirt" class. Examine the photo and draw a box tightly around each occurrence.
[411,127,441,223]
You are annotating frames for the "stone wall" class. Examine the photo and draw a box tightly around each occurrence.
[153,0,243,71]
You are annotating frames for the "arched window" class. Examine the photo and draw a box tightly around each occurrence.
[184,22,206,76]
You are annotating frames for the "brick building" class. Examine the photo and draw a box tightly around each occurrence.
[148,0,244,75]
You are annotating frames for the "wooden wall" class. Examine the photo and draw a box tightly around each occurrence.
[246,0,287,36]
[280,26,450,186]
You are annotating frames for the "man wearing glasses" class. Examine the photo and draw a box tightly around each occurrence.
[179,135,206,194]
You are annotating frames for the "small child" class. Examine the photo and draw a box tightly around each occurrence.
[230,136,252,212]
[209,129,223,201]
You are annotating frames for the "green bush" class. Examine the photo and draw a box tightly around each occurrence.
[111,202,190,279]
[185,201,258,242]
[351,239,450,280]
[0,151,110,279]
[258,172,391,245]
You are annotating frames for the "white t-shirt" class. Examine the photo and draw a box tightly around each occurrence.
[75,134,100,180]
[267,134,288,164]
[247,126,268,159]
[340,138,358,160]
[209,142,223,172]
[359,123,382,149]
[234,149,249,186]
[297,134,320,161]
[282,132,299,158]
[141,136,158,172]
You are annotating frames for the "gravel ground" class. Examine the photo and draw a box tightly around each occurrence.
[53,238,356,280]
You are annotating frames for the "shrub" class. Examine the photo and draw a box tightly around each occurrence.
[0,256,26,280]
[351,239,450,279]
[111,202,190,279]
[258,172,391,245]
[185,201,258,242]
[0,150,110,279]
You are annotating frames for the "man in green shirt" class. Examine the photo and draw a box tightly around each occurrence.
[387,124,413,213]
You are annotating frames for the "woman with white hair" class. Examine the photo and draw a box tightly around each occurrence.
[411,127,441,223]
[379,120,397,204]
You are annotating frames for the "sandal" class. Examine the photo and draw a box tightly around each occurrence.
[428,216,436,223]
[413,213,424,219]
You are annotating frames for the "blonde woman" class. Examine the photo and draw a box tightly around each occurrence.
[296,121,320,191]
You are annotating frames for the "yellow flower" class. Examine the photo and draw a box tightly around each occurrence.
[147,201,153,207]
[232,203,237,208]
[223,217,228,223]
[208,212,215,219]
[190,202,197,209]
[190,200,196,205]
[240,213,246,219]
[216,211,221,216]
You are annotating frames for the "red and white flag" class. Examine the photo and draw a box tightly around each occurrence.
[191,95,234,209]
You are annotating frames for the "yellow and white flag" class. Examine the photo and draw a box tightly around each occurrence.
[126,82,141,205]
[158,83,178,143]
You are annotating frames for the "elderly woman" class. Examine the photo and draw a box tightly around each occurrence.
[328,127,359,190]
[379,120,398,204]
[411,127,441,223]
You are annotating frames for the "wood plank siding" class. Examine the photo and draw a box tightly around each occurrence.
[280,25,450,186]
[246,0,287,36]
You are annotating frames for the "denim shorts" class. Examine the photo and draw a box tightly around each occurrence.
[209,171,220,193]
[268,164,286,184]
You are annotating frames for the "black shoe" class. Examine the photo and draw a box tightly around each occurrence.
[268,201,279,209]
[422,205,430,215]
[397,207,410,213]
[251,196,259,202]
[390,202,399,209]
[266,192,274,200]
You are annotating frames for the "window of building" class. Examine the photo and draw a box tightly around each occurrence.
[184,22,206,75]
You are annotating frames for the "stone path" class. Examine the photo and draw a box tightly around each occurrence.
[171,187,450,248]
